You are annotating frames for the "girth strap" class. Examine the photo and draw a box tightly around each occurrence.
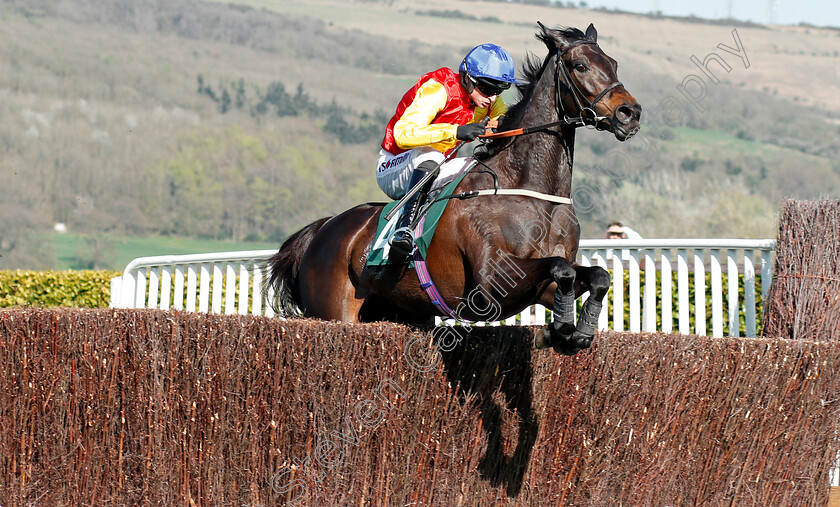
[457,188,572,205]
[412,216,461,320]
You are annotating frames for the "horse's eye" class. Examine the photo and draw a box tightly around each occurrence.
[574,63,587,72]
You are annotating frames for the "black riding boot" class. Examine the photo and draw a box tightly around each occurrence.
[389,160,437,263]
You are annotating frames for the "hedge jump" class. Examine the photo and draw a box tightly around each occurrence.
[2,308,839,505]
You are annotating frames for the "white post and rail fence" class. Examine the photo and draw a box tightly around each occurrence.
[110,238,776,338]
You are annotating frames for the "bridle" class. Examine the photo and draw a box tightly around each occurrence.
[447,39,627,205]
[479,38,624,140]
[554,39,623,129]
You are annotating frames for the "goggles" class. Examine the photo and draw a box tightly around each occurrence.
[469,75,511,97]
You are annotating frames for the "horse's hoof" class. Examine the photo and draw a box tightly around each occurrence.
[552,343,580,356]
[572,331,594,350]
[550,330,593,356]
[537,321,574,350]
[535,329,551,349]
[549,320,575,341]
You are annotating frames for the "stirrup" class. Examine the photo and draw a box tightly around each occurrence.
[389,227,417,257]
[389,227,415,242]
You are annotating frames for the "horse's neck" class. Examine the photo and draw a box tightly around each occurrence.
[496,69,575,197]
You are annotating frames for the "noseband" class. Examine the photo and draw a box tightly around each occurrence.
[554,40,623,128]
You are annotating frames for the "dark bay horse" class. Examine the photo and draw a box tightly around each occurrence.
[268,23,641,355]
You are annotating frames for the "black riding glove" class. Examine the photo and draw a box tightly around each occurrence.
[456,123,486,141]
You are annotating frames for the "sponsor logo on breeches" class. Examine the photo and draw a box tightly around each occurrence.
[377,152,411,173]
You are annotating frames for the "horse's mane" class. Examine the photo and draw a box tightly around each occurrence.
[476,26,587,160]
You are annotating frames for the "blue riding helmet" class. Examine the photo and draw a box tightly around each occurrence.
[459,43,519,84]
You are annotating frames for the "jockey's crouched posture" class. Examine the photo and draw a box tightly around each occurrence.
[376,43,518,263]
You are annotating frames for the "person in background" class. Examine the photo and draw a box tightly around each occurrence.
[606,221,642,240]
[605,221,644,268]
[376,43,518,262]
[605,221,649,326]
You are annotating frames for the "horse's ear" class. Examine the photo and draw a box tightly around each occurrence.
[536,21,562,52]
[585,23,598,42]
[536,21,551,42]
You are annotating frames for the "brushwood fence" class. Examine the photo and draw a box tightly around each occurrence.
[1,308,839,505]
[763,199,840,340]
[110,239,775,338]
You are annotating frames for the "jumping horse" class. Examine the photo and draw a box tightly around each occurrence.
[268,23,641,355]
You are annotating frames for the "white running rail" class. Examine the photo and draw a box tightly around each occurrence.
[111,250,278,317]
[110,239,776,337]
[579,238,776,337]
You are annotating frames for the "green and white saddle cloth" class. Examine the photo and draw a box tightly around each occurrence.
[366,162,475,266]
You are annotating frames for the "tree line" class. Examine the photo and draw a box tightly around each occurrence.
[197,76,389,144]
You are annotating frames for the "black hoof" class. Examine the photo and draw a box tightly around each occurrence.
[550,330,594,356]
[538,320,575,351]
[550,320,575,342]
[535,329,551,349]
[572,331,594,350]
[552,342,581,356]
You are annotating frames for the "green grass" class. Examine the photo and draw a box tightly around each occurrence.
[667,127,773,156]
[52,233,278,271]
[666,127,830,164]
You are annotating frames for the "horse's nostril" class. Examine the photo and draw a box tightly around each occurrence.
[617,105,638,123]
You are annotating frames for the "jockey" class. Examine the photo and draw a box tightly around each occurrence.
[377,43,518,262]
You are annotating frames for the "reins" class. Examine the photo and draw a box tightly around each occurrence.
[477,117,582,140]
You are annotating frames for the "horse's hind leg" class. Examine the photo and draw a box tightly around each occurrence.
[299,270,365,322]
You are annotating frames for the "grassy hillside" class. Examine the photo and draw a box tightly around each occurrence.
[210,0,840,114]
[52,232,277,271]
[0,0,838,269]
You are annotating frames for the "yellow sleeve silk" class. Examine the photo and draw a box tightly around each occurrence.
[393,80,510,153]
[393,80,459,152]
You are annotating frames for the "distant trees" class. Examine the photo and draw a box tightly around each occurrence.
[197,75,388,144]
[0,204,53,269]
[136,122,381,243]
[576,166,777,238]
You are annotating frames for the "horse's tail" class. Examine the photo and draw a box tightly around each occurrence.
[266,216,332,317]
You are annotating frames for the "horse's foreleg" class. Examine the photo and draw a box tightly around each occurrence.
[536,263,610,355]
[569,265,610,351]
[470,253,600,355]
[537,259,577,353]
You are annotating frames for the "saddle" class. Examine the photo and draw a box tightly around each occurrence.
[366,163,474,267]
